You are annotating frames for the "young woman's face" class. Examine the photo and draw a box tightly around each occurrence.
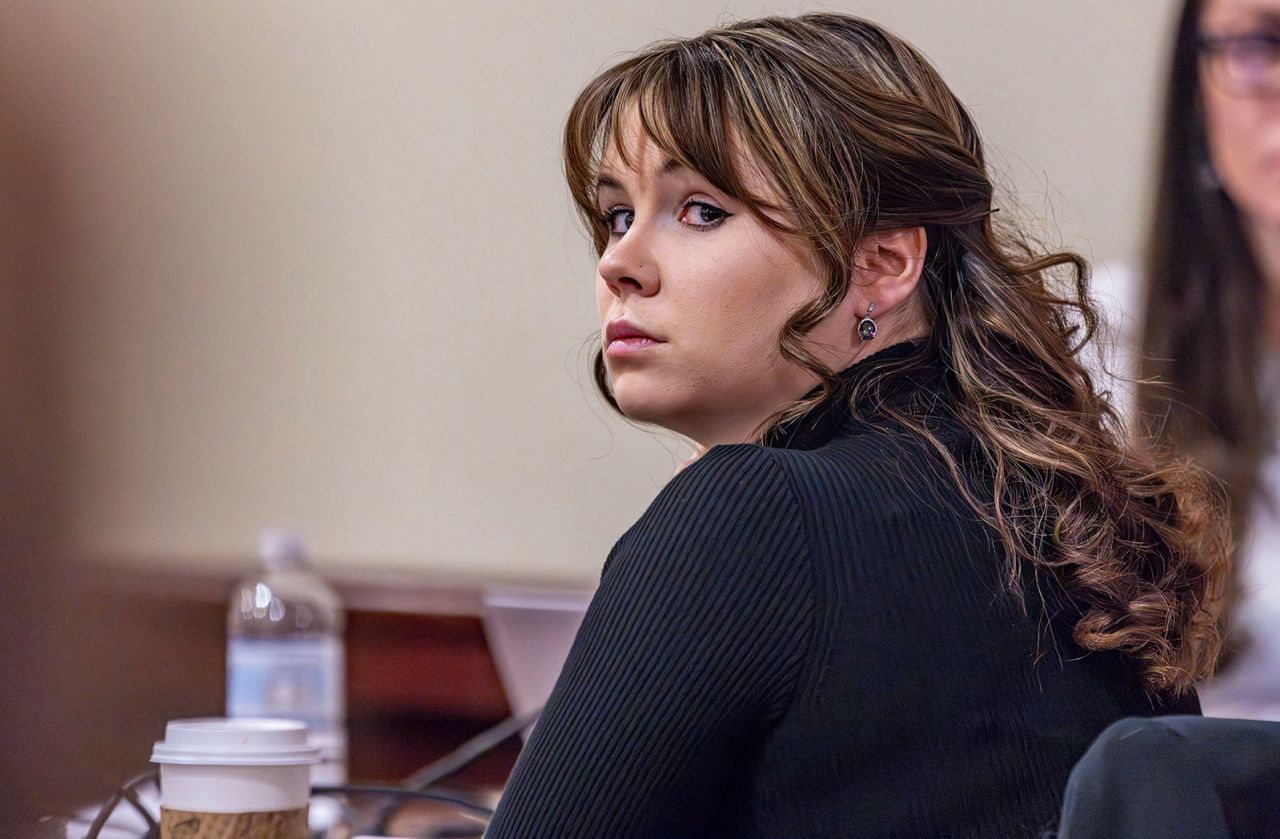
[593,120,856,448]
[1201,0,1280,229]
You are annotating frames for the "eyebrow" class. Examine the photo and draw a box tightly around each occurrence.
[595,157,688,193]
[1209,5,1280,30]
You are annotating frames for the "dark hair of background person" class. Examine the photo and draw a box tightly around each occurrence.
[1139,0,1257,655]
[567,12,1230,695]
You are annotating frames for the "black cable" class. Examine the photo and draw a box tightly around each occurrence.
[370,707,541,834]
[85,770,159,839]
[413,823,484,839]
[121,782,159,831]
[405,708,542,790]
[83,790,123,839]
[311,783,495,818]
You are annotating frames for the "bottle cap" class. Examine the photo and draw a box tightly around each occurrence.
[258,527,308,572]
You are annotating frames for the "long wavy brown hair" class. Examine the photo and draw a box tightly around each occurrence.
[564,13,1229,695]
[1140,0,1261,657]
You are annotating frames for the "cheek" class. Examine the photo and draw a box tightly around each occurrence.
[1206,92,1255,178]
[1204,89,1280,224]
[716,230,819,328]
[686,262,791,354]
[681,254,822,384]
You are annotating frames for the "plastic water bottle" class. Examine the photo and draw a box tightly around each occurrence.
[227,529,347,788]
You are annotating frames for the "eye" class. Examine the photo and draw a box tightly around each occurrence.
[1226,33,1280,72]
[1205,30,1280,92]
[678,200,730,229]
[602,206,634,236]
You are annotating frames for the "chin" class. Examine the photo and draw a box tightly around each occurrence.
[610,378,686,430]
[1229,182,1280,232]
[612,392,671,426]
[1257,201,1280,233]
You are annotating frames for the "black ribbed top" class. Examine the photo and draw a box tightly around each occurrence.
[486,340,1197,839]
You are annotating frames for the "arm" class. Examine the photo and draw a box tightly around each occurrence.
[486,445,814,839]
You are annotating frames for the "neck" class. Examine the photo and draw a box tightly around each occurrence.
[684,409,787,450]
[682,333,930,450]
[1245,217,1280,352]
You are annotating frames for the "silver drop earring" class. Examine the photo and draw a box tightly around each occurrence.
[858,302,878,342]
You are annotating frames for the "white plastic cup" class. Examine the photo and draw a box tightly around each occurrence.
[151,717,320,836]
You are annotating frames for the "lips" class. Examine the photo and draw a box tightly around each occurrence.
[605,318,662,345]
[604,318,665,357]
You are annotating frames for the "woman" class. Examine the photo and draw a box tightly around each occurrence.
[1140,0,1280,721]
[489,14,1228,838]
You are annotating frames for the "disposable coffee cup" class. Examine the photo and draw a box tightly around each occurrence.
[151,717,320,839]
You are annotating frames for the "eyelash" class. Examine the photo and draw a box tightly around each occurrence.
[600,200,731,237]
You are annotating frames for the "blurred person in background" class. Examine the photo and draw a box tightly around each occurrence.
[1140,0,1280,721]
[486,13,1230,838]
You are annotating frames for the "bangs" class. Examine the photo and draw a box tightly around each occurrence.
[563,40,796,254]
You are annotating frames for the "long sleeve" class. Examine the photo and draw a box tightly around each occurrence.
[486,444,815,839]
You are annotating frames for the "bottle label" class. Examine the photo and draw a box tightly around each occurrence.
[226,637,345,735]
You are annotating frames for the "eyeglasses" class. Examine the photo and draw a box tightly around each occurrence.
[1198,31,1280,96]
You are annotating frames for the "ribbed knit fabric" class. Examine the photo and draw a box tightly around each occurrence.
[486,340,1198,839]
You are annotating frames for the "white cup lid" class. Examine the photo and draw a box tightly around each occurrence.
[152,718,322,766]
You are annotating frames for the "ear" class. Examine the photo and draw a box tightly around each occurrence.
[852,227,927,313]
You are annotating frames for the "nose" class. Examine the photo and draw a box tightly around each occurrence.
[598,225,660,299]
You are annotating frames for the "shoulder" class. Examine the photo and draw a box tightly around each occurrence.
[623,443,801,545]
[651,429,976,554]
[660,442,796,506]
[773,420,978,515]
[763,423,1000,585]
[604,443,809,586]
[594,443,816,694]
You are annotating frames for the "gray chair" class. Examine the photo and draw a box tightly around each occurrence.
[1056,715,1280,839]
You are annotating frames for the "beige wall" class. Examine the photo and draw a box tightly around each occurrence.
[0,1,1179,585]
